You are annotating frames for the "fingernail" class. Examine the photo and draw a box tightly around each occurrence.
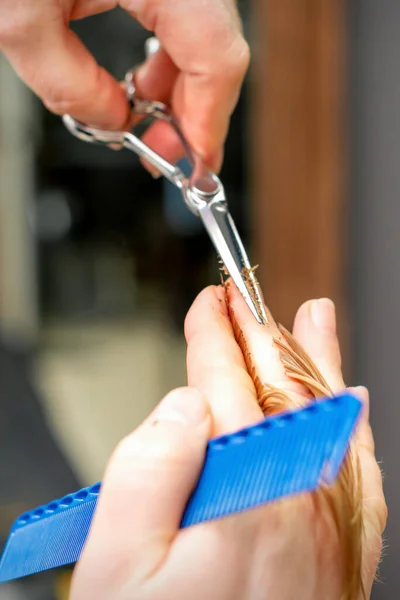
[152,388,209,427]
[310,298,336,333]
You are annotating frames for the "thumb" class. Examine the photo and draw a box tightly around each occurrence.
[0,14,127,128]
[72,387,210,593]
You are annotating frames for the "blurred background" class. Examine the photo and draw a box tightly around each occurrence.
[0,0,397,598]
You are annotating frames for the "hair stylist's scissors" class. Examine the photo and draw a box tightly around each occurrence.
[62,38,267,324]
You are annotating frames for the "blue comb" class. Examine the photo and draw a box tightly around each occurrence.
[0,393,361,583]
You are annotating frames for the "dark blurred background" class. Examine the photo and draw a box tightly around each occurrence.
[0,1,398,598]
[0,5,250,598]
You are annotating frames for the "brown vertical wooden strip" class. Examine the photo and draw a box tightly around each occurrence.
[250,0,348,368]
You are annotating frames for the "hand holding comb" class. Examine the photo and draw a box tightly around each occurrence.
[0,282,386,599]
[0,37,386,596]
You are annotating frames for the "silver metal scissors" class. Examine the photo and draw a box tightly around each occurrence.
[62,40,267,325]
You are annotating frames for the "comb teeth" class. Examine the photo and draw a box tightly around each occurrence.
[0,393,362,583]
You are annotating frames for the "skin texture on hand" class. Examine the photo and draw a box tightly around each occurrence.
[223,285,385,598]
[0,0,249,172]
[70,285,387,600]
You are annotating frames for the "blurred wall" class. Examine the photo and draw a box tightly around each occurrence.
[0,57,38,346]
[350,1,400,596]
[250,0,349,367]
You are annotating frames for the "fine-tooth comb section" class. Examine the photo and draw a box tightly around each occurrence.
[0,393,362,583]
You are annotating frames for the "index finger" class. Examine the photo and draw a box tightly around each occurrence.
[185,286,262,436]
[132,0,250,170]
[0,5,128,128]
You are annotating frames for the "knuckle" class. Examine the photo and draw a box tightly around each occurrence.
[362,460,388,534]
[216,37,250,83]
[42,83,87,116]
[0,4,49,47]
[359,429,376,456]
[375,470,388,532]
[0,15,32,47]
[365,495,388,543]
[43,66,104,117]
[236,38,251,73]
[112,422,188,467]
[228,36,250,72]
[377,498,389,532]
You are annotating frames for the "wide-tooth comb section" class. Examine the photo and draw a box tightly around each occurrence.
[0,393,361,583]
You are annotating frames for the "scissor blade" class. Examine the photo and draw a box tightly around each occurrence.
[198,202,268,324]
